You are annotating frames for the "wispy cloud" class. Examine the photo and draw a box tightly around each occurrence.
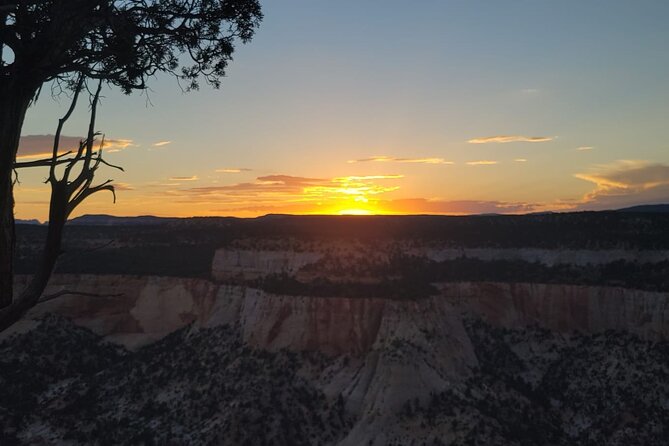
[334,175,403,181]
[255,175,326,186]
[17,134,81,159]
[153,140,172,147]
[160,174,404,209]
[113,182,134,191]
[169,176,199,181]
[215,168,253,173]
[17,134,134,159]
[466,160,498,166]
[348,155,453,165]
[101,138,134,152]
[575,161,669,195]
[577,146,594,151]
[514,158,528,162]
[573,160,669,209]
[468,135,553,144]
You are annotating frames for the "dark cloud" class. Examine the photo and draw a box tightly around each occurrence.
[575,161,669,196]
[156,172,545,215]
[164,174,402,207]
[256,175,328,187]
[574,161,669,210]
[17,134,82,159]
[17,134,133,159]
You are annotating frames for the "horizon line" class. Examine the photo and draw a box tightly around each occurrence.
[16,204,669,224]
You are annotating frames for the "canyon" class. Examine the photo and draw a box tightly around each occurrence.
[10,273,669,351]
[3,214,669,445]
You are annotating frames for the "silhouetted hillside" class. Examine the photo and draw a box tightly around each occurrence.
[617,204,669,213]
[15,212,669,290]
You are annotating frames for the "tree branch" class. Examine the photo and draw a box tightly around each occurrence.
[13,151,73,169]
[50,75,84,181]
[1,74,122,333]
[39,290,123,303]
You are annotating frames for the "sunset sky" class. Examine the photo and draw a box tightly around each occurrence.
[14,0,669,220]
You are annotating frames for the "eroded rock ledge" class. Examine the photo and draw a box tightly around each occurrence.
[10,275,669,352]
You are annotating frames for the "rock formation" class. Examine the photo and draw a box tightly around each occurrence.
[6,213,669,445]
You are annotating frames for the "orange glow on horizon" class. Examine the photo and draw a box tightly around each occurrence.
[337,208,374,215]
[13,166,557,220]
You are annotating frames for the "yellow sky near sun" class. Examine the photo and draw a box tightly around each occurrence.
[16,157,663,221]
[11,134,669,221]
[11,2,669,221]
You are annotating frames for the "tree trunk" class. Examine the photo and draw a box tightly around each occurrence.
[0,173,13,309]
[0,83,35,308]
[0,183,67,332]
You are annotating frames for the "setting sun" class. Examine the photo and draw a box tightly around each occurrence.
[11,1,669,222]
[4,1,669,444]
[337,208,373,215]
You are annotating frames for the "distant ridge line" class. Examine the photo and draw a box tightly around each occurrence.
[616,204,669,213]
[14,204,669,226]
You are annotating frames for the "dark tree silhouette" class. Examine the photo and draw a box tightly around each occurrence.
[1,78,122,331]
[0,0,263,308]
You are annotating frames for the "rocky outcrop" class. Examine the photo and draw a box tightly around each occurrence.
[10,275,477,367]
[222,290,478,421]
[10,275,220,349]
[7,274,669,445]
[213,247,669,280]
[5,303,669,446]
[11,275,669,350]
[212,249,322,280]
[9,274,479,428]
[442,282,669,341]
[419,247,669,266]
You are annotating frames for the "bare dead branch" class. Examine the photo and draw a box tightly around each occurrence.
[40,79,120,219]
[13,152,74,169]
[51,76,85,181]
[39,290,123,303]
[97,156,125,172]
[69,239,116,254]
[1,74,123,332]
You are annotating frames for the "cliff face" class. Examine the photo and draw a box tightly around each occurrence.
[10,274,480,431]
[6,274,669,445]
[10,276,478,378]
[214,247,669,274]
[226,290,478,423]
[8,215,669,445]
[212,249,322,280]
[12,275,669,351]
[419,247,669,266]
[10,275,220,349]
[5,278,669,445]
[441,282,669,341]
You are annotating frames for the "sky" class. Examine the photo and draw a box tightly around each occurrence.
[13,0,669,220]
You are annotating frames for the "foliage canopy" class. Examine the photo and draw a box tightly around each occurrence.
[0,0,263,92]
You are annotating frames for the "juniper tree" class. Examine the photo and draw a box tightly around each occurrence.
[0,0,262,316]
